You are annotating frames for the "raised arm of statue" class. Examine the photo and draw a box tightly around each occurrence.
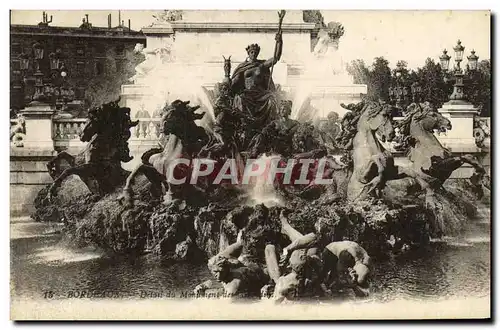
[263,33,283,68]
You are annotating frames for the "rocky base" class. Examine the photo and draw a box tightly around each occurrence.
[32,173,489,261]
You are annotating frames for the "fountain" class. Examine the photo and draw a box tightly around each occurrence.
[29,9,490,304]
[290,22,362,122]
[120,10,366,168]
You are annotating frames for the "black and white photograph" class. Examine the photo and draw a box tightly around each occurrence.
[8,8,491,320]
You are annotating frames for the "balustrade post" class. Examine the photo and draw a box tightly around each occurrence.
[438,102,479,153]
[19,101,56,150]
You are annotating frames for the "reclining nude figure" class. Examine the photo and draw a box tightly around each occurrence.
[193,205,281,298]
[263,211,324,303]
[275,212,372,300]
[193,235,270,299]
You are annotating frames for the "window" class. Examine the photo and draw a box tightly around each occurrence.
[75,87,85,100]
[115,60,123,73]
[95,61,103,75]
[115,45,125,56]
[11,60,20,71]
[11,43,21,55]
[76,61,85,74]
[95,44,105,56]
[76,46,85,57]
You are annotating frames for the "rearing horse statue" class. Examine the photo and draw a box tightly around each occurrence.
[336,100,438,202]
[117,100,216,207]
[396,102,486,195]
[47,99,139,200]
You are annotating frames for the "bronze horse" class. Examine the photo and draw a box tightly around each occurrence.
[396,102,485,194]
[47,99,138,200]
[118,100,215,207]
[336,100,438,202]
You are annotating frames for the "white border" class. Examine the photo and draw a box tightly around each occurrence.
[2,0,498,328]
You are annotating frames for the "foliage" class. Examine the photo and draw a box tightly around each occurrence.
[465,59,491,116]
[414,58,452,107]
[152,10,183,23]
[367,57,392,101]
[84,48,145,109]
[346,59,370,85]
[346,56,491,115]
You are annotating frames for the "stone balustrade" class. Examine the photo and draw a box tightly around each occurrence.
[52,118,87,150]
[131,118,164,141]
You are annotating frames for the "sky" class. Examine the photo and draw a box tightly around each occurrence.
[10,10,491,70]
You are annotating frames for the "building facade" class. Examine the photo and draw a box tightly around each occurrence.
[10,12,146,117]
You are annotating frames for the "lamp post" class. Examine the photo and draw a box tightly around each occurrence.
[438,40,478,104]
[19,41,57,150]
[437,39,481,151]
[390,62,407,108]
[31,42,46,104]
[57,63,75,112]
[389,62,421,116]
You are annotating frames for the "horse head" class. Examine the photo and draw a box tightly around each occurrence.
[360,101,396,143]
[80,107,102,142]
[161,99,207,147]
[402,102,452,136]
[81,99,137,146]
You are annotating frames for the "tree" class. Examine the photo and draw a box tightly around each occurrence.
[346,59,370,85]
[85,48,144,110]
[415,58,452,108]
[302,10,326,28]
[465,59,491,116]
[392,60,414,84]
[346,55,490,117]
[367,57,392,101]
[303,10,327,51]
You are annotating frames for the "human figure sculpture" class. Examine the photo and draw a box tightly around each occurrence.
[193,240,270,299]
[317,111,342,153]
[230,19,284,144]
[248,100,300,157]
[277,211,372,299]
[194,204,281,298]
[263,211,325,303]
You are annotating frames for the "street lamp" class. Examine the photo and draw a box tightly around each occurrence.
[467,50,479,71]
[411,82,422,102]
[439,49,451,72]
[453,40,465,64]
[389,61,417,115]
[31,42,46,103]
[439,39,479,103]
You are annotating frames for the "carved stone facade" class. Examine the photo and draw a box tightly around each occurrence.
[10,15,146,116]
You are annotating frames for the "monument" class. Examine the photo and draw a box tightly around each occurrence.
[121,10,366,121]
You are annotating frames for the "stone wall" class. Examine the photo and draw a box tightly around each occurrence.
[10,148,56,216]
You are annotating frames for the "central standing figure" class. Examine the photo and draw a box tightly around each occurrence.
[230,31,284,145]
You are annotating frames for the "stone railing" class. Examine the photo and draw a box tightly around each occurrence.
[52,118,87,149]
[11,108,492,152]
[130,118,164,141]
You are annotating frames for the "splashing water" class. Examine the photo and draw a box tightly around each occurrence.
[131,45,217,134]
[30,246,103,264]
[244,155,283,208]
[290,32,355,122]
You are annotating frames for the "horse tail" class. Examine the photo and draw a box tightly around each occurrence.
[141,147,163,165]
